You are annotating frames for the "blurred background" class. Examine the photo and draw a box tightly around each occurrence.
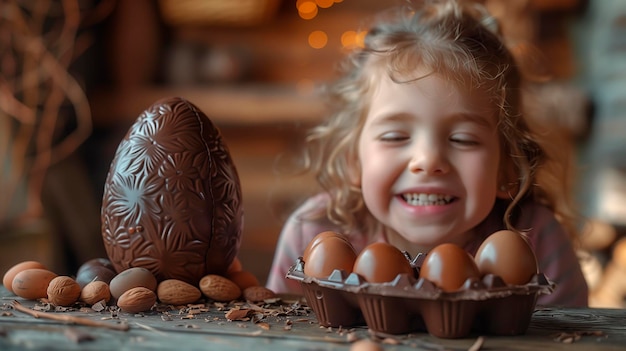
[1,0,625,308]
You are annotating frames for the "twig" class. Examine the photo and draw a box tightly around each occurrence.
[9,300,129,332]
[468,336,485,351]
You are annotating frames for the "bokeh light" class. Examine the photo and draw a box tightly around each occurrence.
[315,0,334,9]
[308,30,328,49]
[297,0,318,20]
[341,30,366,49]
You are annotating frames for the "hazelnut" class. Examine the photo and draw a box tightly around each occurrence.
[47,276,81,306]
[80,281,111,305]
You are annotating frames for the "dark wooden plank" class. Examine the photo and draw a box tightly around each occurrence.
[1,286,625,351]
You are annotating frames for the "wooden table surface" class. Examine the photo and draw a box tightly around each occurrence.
[1,286,624,351]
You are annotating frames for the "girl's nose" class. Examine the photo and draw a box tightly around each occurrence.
[408,143,450,175]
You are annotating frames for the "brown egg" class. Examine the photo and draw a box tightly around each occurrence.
[419,243,480,292]
[352,242,413,283]
[302,231,350,259]
[3,261,47,293]
[12,268,58,300]
[302,232,357,278]
[109,267,157,299]
[474,230,538,285]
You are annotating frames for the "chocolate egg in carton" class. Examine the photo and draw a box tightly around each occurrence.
[286,254,555,339]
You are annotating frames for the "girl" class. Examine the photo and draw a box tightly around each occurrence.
[267,0,588,307]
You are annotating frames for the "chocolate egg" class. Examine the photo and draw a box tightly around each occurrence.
[101,97,243,285]
[76,265,116,289]
[302,232,357,278]
[474,230,538,285]
[302,231,350,259]
[352,242,414,283]
[419,243,480,292]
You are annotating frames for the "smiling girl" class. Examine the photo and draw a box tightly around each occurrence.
[266,0,588,307]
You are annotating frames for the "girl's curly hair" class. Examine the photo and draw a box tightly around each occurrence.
[302,0,580,244]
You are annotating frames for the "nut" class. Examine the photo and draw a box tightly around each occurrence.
[157,279,201,305]
[47,276,81,306]
[80,281,111,305]
[199,274,241,302]
[242,286,276,302]
[117,286,157,313]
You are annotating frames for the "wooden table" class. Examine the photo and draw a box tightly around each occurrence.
[1,286,624,351]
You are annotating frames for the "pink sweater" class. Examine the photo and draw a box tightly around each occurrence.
[266,193,588,307]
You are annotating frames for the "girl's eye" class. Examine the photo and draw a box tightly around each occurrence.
[379,132,409,142]
[450,136,479,146]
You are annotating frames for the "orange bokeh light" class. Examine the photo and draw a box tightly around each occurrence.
[308,30,328,49]
[315,0,334,9]
[298,1,318,20]
[341,30,357,48]
[341,30,367,50]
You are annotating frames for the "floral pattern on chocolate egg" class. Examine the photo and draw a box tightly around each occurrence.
[101,97,243,285]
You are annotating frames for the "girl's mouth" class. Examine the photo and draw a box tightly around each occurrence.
[401,193,456,206]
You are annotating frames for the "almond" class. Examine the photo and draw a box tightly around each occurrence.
[117,286,156,313]
[47,276,81,306]
[157,279,201,305]
[80,281,111,305]
[242,286,276,302]
[199,274,241,302]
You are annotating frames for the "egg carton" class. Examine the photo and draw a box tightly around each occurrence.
[286,257,555,338]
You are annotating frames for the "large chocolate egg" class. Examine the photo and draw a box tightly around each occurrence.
[101,97,243,285]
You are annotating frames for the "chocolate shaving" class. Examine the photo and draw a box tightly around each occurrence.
[256,322,270,330]
[91,300,107,312]
[225,308,251,321]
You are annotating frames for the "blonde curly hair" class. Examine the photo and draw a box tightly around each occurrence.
[302,0,580,244]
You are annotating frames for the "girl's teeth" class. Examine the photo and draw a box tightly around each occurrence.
[403,193,453,206]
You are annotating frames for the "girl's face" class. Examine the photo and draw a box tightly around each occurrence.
[358,70,501,253]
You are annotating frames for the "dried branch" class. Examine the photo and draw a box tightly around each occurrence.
[10,300,130,331]
[0,0,112,226]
